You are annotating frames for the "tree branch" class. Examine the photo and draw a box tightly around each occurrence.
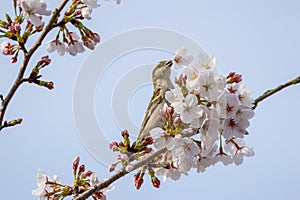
[73,148,167,200]
[0,0,71,131]
[253,75,300,109]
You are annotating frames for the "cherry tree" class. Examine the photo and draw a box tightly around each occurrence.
[0,1,299,200]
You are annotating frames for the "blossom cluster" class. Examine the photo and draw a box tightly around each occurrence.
[109,47,255,187]
[32,156,114,200]
[0,0,121,61]
[149,47,255,181]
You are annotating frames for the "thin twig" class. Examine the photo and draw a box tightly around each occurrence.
[73,148,167,200]
[0,0,71,130]
[253,75,300,109]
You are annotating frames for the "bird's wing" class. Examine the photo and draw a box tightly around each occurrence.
[138,87,164,137]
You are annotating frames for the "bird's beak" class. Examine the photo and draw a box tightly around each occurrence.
[165,60,173,67]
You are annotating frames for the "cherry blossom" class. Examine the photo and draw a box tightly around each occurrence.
[198,71,219,101]
[32,170,60,199]
[1,41,15,55]
[150,127,173,149]
[236,84,254,107]
[199,118,221,156]
[156,167,181,182]
[225,93,240,118]
[82,0,99,8]
[81,7,93,20]
[66,33,85,56]
[173,94,203,123]
[173,47,193,69]
[46,40,66,56]
[198,51,216,71]
[165,87,184,107]
[183,65,201,93]
[223,118,250,139]
[20,0,51,26]
[168,137,199,160]
[225,138,255,165]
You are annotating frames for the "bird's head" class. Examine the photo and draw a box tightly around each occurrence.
[152,60,173,84]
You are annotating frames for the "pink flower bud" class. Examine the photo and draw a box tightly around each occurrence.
[11,56,17,63]
[117,154,128,161]
[121,130,129,138]
[81,170,93,178]
[8,22,21,34]
[83,37,96,50]
[143,147,152,153]
[109,141,119,151]
[38,55,51,67]
[73,156,80,172]
[91,32,100,43]
[160,103,168,116]
[134,172,144,189]
[142,136,153,145]
[151,176,160,188]
[79,164,85,175]
[108,163,117,172]
[173,116,181,125]
[226,72,242,83]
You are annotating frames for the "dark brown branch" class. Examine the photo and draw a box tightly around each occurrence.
[253,75,300,109]
[0,0,71,130]
[73,148,167,200]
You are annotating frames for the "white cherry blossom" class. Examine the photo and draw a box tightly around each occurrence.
[46,40,66,56]
[156,167,181,182]
[66,33,85,56]
[225,138,254,165]
[174,94,203,123]
[225,93,239,118]
[235,107,255,121]
[223,118,250,139]
[198,51,216,71]
[169,137,199,161]
[199,118,221,156]
[20,0,51,26]
[198,71,219,101]
[82,0,99,8]
[236,84,254,107]
[165,87,184,107]
[81,7,92,20]
[173,47,193,69]
[213,152,233,165]
[150,127,173,149]
[32,170,60,199]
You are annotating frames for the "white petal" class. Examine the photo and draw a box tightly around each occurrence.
[185,94,198,107]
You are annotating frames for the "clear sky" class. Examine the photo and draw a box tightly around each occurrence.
[0,1,300,200]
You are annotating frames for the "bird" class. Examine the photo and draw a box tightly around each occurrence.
[135,60,174,145]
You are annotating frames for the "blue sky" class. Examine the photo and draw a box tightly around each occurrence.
[0,1,300,199]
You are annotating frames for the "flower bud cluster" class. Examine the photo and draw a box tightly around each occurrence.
[109,130,163,189]
[45,0,119,56]
[32,156,113,199]
[26,55,54,90]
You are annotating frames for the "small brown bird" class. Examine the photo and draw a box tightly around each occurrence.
[136,60,174,144]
